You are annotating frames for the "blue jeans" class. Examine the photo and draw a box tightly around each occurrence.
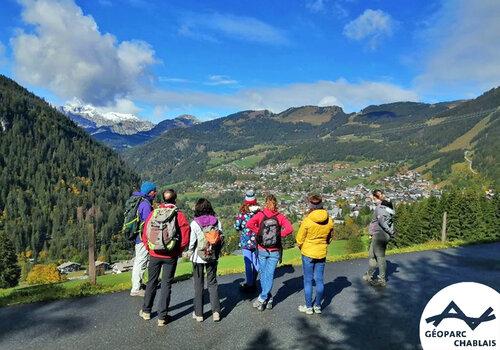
[258,249,280,302]
[302,255,326,308]
[243,249,259,286]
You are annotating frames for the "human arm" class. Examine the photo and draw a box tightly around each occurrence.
[295,220,307,248]
[246,212,261,234]
[279,214,294,237]
[188,221,199,252]
[177,211,191,252]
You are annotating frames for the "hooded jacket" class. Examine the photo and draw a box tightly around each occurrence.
[132,191,154,244]
[188,215,223,264]
[246,208,293,251]
[369,200,395,241]
[141,203,191,259]
[296,209,334,259]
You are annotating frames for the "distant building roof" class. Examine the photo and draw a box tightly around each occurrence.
[57,262,81,269]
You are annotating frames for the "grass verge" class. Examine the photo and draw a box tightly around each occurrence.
[0,239,492,308]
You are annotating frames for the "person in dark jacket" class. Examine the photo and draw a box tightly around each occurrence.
[130,181,156,297]
[363,189,395,287]
[139,189,191,327]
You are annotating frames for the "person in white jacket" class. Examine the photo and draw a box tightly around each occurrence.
[188,198,224,322]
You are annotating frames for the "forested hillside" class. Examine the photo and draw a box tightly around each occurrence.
[0,76,138,262]
[124,88,499,185]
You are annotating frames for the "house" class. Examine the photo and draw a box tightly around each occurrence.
[112,260,134,274]
[95,261,110,276]
[57,262,81,274]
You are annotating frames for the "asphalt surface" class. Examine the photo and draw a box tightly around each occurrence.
[1,243,499,350]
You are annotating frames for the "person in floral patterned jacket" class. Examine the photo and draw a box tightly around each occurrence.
[234,190,261,292]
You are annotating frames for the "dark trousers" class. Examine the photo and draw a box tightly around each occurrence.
[192,262,221,316]
[143,256,177,320]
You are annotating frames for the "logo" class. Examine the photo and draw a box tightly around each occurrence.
[419,282,499,350]
[426,301,495,330]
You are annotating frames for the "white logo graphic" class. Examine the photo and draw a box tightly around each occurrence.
[420,282,499,350]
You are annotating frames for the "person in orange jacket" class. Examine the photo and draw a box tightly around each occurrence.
[246,194,293,311]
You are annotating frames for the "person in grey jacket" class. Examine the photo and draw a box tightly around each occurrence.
[363,189,395,287]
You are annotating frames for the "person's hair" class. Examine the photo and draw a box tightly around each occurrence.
[372,189,384,199]
[307,194,323,213]
[163,189,177,204]
[194,198,216,217]
[239,203,250,214]
[264,194,278,211]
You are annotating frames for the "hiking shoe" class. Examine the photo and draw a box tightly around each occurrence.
[213,312,221,322]
[192,312,203,322]
[362,273,373,283]
[253,299,265,311]
[313,305,322,314]
[139,310,151,320]
[157,319,167,327]
[266,299,273,310]
[370,278,387,287]
[130,290,145,297]
[298,305,313,315]
[239,283,257,293]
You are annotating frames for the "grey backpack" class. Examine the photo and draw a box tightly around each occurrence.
[145,207,178,251]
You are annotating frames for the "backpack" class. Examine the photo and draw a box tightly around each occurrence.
[122,195,146,241]
[257,213,281,248]
[144,206,179,252]
[196,223,222,262]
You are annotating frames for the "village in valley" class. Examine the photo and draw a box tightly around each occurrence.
[195,160,439,221]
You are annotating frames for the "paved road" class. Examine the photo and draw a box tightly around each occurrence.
[1,243,499,350]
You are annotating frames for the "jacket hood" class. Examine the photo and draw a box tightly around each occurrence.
[262,208,278,217]
[307,209,329,224]
[195,215,218,227]
[380,200,395,214]
[133,191,152,202]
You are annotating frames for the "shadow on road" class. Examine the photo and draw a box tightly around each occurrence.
[0,292,95,341]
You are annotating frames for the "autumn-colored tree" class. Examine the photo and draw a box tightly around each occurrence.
[26,264,65,285]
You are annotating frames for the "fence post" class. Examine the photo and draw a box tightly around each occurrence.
[87,206,96,285]
[441,211,447,242]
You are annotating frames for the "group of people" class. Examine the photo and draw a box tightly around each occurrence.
[125,182,395,327]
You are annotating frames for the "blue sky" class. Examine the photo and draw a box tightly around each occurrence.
[0,0,499,122]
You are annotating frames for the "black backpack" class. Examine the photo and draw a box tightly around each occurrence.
[257,214,281,248]
[122,195,146,241]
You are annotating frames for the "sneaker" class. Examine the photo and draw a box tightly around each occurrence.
[139,310,151,320]
[157,319,167,327]
[213,312,221,322]
[130,290,145,297]
[298,305,313,315]
[253,299,265,311]
[362,273,373,283]
[370,278,387,287]
[266,299,273,310]
[313,305,322,314]
[192,312,203,322]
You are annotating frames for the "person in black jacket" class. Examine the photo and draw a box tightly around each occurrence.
[363,189,395,287]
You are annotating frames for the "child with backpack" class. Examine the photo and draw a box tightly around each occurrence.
[140,189,191,327]
[246,194,293,311]
[188,198,224,322]
[296,195,334,315]
[234,190,260,292]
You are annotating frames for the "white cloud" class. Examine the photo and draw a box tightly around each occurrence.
[306,0,326,13]
[138,79,418,113]
[11,0,157,106]
[96,98,142,115]
[415,0,500,94]
[179,12,289,45]
[205,75,238,86]
[343,9,394,50]
[306,0,349,18]
[158,77,192,84]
